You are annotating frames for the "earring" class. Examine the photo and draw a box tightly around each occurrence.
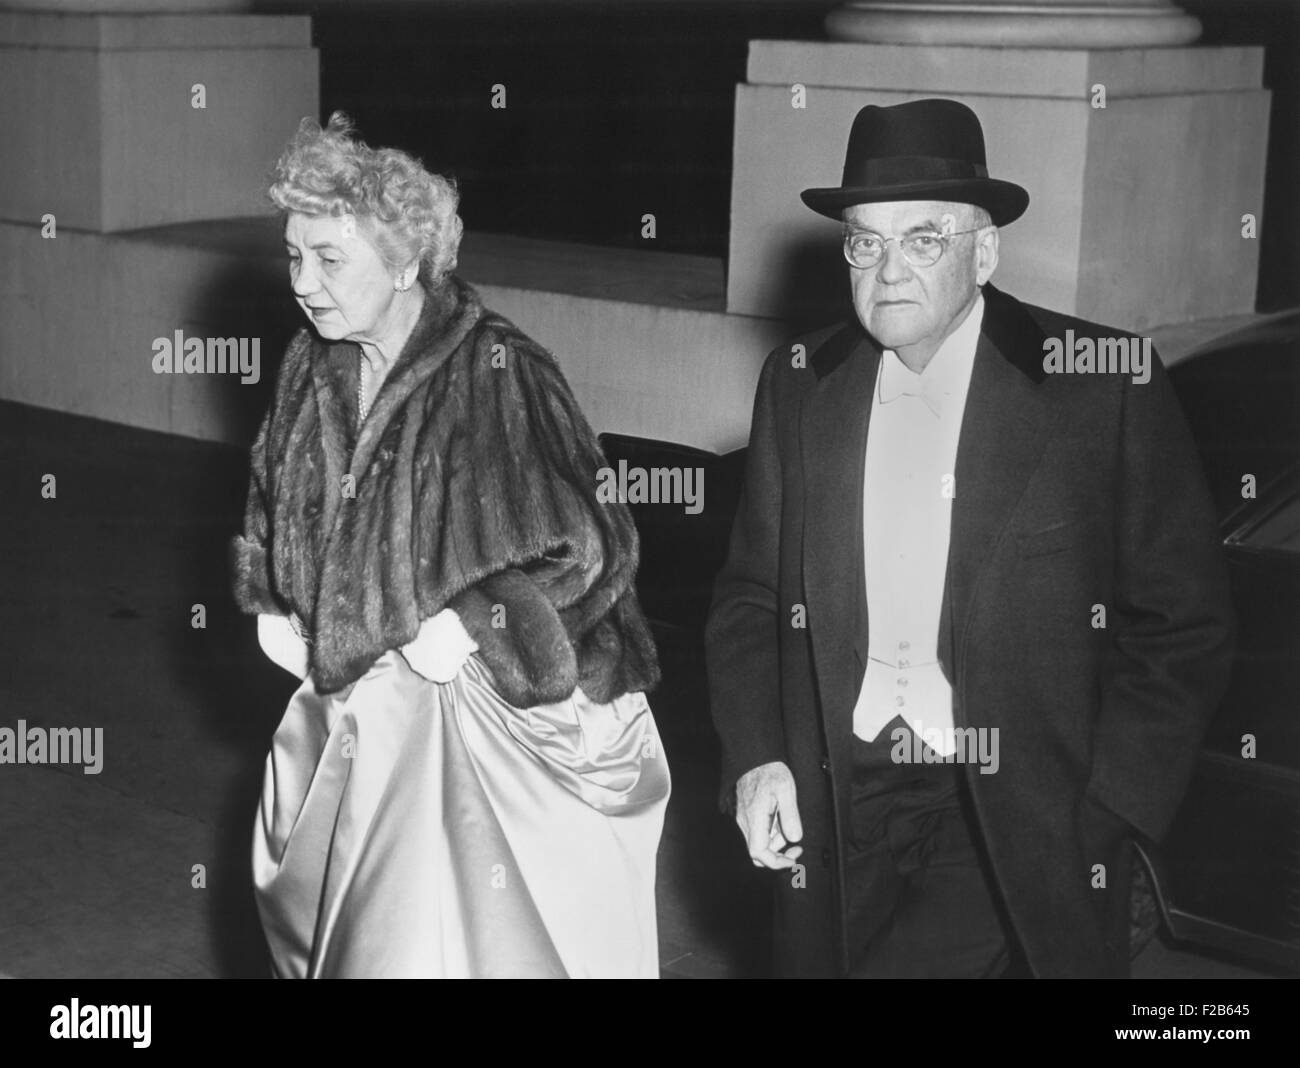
[395,275,410,292]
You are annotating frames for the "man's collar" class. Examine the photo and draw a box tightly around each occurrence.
[811,282,1049,385]
[979,282,1049,384]
[878,291,983,414]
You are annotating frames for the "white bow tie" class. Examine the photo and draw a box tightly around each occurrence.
[880,369,946,418]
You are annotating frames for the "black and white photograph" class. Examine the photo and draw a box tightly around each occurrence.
[0,0,1297,1032]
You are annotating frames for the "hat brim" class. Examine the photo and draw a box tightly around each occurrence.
[800,178,1029,227]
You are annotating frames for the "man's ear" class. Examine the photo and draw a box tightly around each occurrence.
[975,226,999,286]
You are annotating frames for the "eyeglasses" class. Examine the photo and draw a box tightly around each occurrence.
[842,225,986,270]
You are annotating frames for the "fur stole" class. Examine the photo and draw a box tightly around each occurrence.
[231,273,659,705]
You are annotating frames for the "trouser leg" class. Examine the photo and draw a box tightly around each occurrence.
[844,725,1013,978]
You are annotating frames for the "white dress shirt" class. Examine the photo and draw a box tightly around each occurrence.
[852,292,984,755]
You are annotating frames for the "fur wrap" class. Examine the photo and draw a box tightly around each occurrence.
[231,273,660,705]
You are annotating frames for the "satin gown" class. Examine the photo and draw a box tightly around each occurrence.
[252,648,671,978]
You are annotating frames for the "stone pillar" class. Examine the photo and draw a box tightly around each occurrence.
[825,0,1202,49]
[0,0,320,441]
[727,16,1269,331]
[0,1,318,231]
[9,1,245,10]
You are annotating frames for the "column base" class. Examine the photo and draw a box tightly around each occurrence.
[825,3,1201,49]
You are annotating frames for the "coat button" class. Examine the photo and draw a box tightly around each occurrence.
[819,758,830,774]
[821,847,832,868]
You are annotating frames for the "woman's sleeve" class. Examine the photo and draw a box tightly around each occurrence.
[498,334,623,610]
[443,324,642,705]
[449,568,578,706]
[231,408,284,616]
[230,330,309,617]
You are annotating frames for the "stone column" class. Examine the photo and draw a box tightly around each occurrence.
[0,0,320,442]
[4,1,246,11]
[825,0,1201,49]
[727,4,1269,331]
[0,0,318,231]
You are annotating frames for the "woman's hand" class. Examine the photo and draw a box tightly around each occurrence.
[257,613,310,680]
[400,608,480,684]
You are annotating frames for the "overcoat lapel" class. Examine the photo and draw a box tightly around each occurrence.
[802,323,879,751]
[939,284,1055,706]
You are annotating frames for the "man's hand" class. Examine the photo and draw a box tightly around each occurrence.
[735,761,804,870]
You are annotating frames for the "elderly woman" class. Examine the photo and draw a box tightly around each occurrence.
[231,113,670,978]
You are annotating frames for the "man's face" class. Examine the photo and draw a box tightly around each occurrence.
[843,200,996,363]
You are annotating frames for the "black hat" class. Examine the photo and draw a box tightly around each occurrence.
[800,99,1028,226]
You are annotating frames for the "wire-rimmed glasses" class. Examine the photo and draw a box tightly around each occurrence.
[842,225,986,270]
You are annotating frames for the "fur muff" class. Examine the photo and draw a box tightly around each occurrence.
[231,273,660,704]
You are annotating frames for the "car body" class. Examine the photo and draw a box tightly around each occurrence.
[1152,313,1300,973]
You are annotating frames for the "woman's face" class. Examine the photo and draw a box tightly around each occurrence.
[284,212,403,345]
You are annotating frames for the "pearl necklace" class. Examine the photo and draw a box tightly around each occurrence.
[359,284,418,425]
[357,353,370,424]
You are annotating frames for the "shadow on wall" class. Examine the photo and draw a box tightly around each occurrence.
[763,232,856,330]
[176,218,304,446]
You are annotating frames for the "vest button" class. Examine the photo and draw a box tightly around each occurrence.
[821,847,832,868]
[819,758,830,774]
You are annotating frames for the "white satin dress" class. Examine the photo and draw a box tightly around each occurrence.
[251,648,671,978]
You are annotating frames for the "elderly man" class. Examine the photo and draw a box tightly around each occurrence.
[705,98,1234,978]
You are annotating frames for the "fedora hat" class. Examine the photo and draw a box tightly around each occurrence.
[801,98,1028,226]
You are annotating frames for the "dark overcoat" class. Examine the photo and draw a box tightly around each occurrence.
[705,282,1235,977]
